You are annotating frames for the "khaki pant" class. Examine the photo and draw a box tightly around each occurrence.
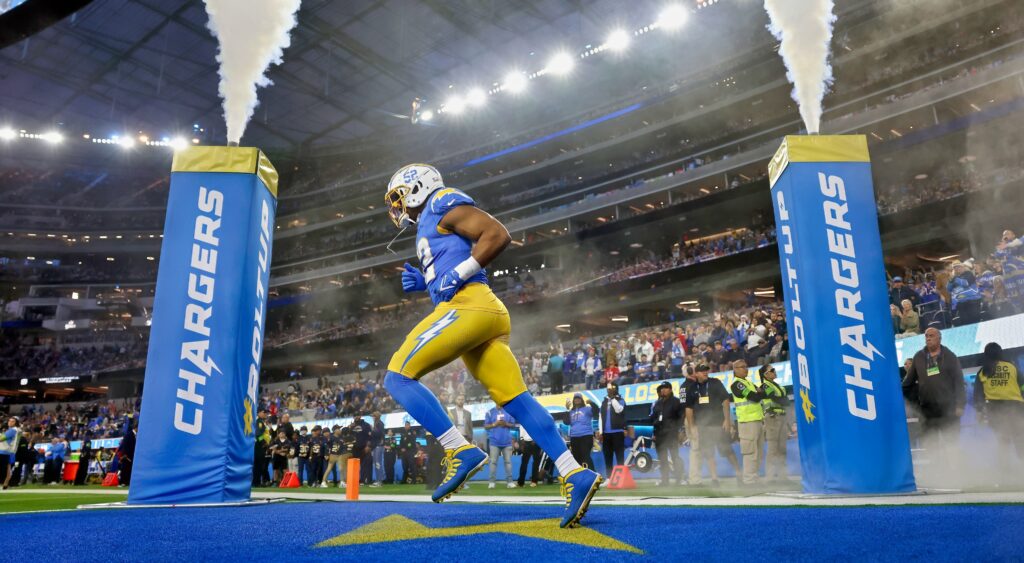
[738,420,763,484]
[322,453,351,484]
[688,424,723,484]
[763,414,787,480]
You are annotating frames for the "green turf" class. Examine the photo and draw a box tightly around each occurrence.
[0,492,127,514]
[252,479,787,498]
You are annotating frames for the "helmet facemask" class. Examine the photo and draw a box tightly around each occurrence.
[385,185,413,228]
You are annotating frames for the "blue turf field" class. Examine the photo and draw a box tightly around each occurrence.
[4,501,1022,561]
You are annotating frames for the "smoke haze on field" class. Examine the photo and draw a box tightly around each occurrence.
[763,0,836,134]
[203,0,302,144]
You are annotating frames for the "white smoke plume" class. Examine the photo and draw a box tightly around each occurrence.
[763,0,836,134]
[203,0,302,144]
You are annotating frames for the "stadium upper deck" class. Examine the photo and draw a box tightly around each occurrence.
[1,0,1021,294]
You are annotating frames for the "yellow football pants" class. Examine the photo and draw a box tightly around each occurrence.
[387,283,527,405]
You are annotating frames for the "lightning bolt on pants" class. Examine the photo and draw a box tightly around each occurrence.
[386,283,527,405]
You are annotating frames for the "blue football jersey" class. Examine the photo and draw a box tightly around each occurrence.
[416,188,488,305]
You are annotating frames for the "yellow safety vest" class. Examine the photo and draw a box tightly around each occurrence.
[977,361,1024,402]
[733,379,764,423]
[761,379,786,415]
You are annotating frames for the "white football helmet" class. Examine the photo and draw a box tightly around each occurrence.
[385,163,445,228]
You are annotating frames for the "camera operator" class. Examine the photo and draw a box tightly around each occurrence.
[650,381,685,486]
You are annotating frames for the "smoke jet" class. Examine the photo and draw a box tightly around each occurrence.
[203,0,302,144]
[763,0,836,134]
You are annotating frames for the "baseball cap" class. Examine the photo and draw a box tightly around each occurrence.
[696,363,710,372]
[892,276,903,282]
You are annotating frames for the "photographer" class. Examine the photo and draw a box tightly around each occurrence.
[649,382,685,486]
[599,383,627,473]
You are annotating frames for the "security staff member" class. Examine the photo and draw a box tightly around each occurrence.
[683,363,740,486]
[308,426,326,487]
[759,364,789,483]
[649,381,685,486]
[599,383,627,472]
[730,359,765,484]
[973,342,1024,467]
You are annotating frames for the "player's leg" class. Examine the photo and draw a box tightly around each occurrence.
[462,336,602,528]
[384,306,496,501]
[384,307,489,450]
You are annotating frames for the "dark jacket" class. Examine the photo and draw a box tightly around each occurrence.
[650,396,684,440]
[370,420,385,448]
[902,345,965,418]
[599,396,627,433]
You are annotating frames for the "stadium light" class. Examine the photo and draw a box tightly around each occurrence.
[657,4,689,31]
[545,51,575,76]
[503,71,528,94]
[119,136,136,149]
[0,127,16,141]
[604,29,631,52]
[169,137,187,151]
[41,131,63,144]
[466,88,486,108]
[445,95,467,115]
[419,110,434,122]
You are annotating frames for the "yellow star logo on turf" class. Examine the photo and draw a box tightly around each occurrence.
[315,514,643,554]
[800,388,816,424]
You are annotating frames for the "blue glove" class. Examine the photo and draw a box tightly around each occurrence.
[434,268,466,303]
[401,263,427,293]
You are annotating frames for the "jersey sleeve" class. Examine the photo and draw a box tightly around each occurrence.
[430,188,475,217]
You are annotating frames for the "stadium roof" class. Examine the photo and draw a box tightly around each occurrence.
[0,0,677,151]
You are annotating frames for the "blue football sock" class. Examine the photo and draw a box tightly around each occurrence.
[383,371,456,439]
[502,391,570,460]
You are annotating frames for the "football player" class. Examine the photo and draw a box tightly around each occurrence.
[382,163,601,528]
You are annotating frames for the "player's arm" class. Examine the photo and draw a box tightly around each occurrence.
[440,205,512,270]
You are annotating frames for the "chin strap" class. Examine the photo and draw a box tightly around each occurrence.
[386,226,408,254]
